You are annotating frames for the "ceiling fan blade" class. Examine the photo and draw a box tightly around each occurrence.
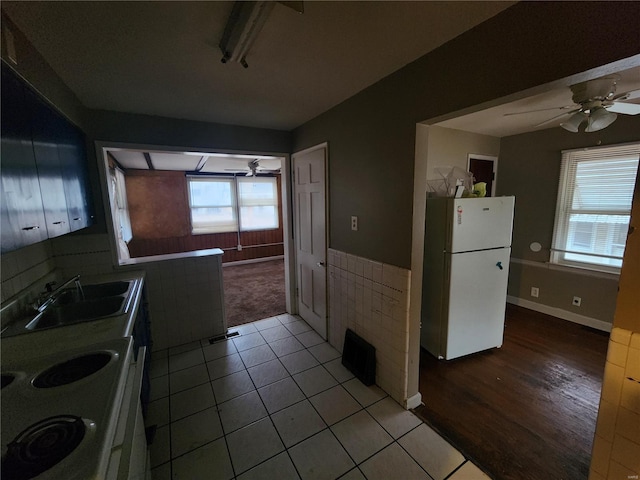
[607,102,640,115]
[503,105,575,117]
[533,108,581,127]
[610,89,640,102]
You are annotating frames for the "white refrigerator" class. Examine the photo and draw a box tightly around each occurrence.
[420,196,515,360]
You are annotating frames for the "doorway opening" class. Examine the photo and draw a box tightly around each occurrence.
[95,143,294,328]
[467,154,497,197]
[410,60,640,478]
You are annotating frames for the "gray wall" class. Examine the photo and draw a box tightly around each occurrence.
[500,115,640,263]
[1,13,85,128]
[1,13,292,239]
[499,114,640,323]
[0,11,293,305]
[293,1,640,269]
[86,110,291,157]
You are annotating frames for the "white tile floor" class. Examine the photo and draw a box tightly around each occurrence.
[146,314,490,480]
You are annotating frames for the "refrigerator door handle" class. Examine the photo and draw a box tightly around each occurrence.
[496,261,503,270]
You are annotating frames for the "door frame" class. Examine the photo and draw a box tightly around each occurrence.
[467,153,498,197]
[95,140,296,316]
[291,142,329,332]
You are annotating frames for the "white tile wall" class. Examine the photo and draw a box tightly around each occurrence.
[590,327,640,477]
[328,248,411,405]
[0,240,56,304]
[133,254,226,350]
[50,234,115,277]
[1,233,226,353]
[1,234,118,328]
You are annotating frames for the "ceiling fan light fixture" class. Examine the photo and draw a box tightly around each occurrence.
[560,112,587,132]
[585,107,617,132]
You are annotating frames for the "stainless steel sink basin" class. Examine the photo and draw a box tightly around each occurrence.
[57,281,132,304]
[0,279,137,336]
[26,296,126,330]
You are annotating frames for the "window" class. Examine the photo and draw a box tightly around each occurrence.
[551,143,639,273]
[188,177,237,233]
[237,177,279,231]
[187,176,279,234]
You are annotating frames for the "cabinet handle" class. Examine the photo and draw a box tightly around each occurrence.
[73,217,81,221]
[22,226,40,231]
[52,221,66,225]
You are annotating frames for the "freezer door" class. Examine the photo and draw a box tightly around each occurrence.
[449,197,514,253]
[443,247,510,360]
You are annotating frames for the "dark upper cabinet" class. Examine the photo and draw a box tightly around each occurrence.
[59,116,94,232]
[1,63,94,253]
[1,65,48,252]
[27,88,71,238]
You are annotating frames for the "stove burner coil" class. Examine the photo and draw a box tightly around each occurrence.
[1,415,86,479]
[32,352,112,388]
[1,374,15,389]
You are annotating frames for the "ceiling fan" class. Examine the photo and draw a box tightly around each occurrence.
[506,76,640,132]
[225,158,281,176]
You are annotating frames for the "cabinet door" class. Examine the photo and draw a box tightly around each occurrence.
[59,120,94,231]
[27,89,71,238]
[1,65,47,252]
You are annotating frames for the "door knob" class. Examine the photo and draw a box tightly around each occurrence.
[317,262,325,267]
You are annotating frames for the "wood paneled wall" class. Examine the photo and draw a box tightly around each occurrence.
[125,170,284,263]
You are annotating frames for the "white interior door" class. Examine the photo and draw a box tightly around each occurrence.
[293,145,327,339]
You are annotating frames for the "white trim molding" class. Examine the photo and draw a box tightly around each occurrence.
[507,295,612,333]
[405,393,423,410]
[510,257,619,280]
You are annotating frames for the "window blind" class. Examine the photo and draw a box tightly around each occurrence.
[186,175,279,234]
[188,176,238,233]
[237,177,279,231]
[551,143,639,272]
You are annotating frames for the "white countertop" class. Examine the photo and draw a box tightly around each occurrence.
[120,248,224,265]
[0,270,146,362]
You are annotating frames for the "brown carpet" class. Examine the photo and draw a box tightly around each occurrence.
[223,258,286,328]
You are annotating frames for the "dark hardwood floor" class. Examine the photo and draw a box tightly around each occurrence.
[413,304,609,480]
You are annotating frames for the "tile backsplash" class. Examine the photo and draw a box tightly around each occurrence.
[50,233,115,278]
[328,249,411,405]
[1,241,56,305]
[1,233,115,326]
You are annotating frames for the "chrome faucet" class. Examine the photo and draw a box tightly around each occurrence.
[34,275,81,312]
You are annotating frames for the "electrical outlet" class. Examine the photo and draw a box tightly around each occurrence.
[531,287,539,298]
[351,216,358,231]
[572,296,581,307]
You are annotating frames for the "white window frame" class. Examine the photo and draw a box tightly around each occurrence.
[187,175,279,234]
[111,166,132,243]
[551,142,639,273]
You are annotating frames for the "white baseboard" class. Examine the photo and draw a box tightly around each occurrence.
[507,295,612,333]
[405,392,422,410]
[222,255,284,267]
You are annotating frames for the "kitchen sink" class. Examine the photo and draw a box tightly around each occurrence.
[1,279,138,337]
[26,296,126,330]
[56,281,132,304]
